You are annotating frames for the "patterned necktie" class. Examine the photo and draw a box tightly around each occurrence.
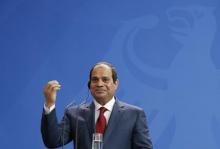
[96,107,107,134]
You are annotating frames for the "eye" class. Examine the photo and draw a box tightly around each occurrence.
[91,77,98,83]
[102,77,110,83]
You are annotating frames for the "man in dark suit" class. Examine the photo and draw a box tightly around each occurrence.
[41,62,153,149]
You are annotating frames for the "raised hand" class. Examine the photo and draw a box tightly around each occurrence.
[43,80,61,108]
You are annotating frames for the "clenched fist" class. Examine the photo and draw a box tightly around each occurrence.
[43,80,61,108]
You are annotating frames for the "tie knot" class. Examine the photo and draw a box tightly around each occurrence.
[99,107,107,114]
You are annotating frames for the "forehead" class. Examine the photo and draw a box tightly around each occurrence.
[91,64,112,77]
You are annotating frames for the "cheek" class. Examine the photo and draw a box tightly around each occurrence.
[89,86,96,92]
[107,85,116,91]
[106,84,113,89]
[90,84,96,88]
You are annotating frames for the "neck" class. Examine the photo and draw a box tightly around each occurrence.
[95,97,113,105]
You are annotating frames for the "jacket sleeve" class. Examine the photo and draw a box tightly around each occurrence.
[132,109,153,149]
[41,108,72,148]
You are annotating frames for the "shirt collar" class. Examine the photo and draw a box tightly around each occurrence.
[93,96,116,112]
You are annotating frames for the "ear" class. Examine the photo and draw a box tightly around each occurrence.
[87,81,91,89]
[114,79,119,90]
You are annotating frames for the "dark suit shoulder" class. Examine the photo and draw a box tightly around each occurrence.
[64,102,91,115]
[117,100,144,112]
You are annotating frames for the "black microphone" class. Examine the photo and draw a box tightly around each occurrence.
[74,100,87,149]
[62,100,77,149]
[75,89,90,149]
[44,100,77,149]
[62,88,90,149]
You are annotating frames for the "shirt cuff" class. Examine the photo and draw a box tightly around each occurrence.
[44,104,55,114]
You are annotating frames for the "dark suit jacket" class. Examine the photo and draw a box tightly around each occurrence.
[41,99,153,149]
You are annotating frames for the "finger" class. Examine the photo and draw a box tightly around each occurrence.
[48,80,59,85]
[43,83,61,96]
[47,84,61,93]
[46,81,61,90]
[52,86,61,91]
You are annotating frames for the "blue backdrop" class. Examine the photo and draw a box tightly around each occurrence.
[1,0,220,148]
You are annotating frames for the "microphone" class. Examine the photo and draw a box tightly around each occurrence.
[44,100,77,149]
[74,99,87,149]
[61,88,90,149]
[62,100,77,149]
[75,89,90,149]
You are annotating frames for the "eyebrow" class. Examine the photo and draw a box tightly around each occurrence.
[91,76,110,79]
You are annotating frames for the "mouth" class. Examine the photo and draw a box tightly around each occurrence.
[95,90,106,94]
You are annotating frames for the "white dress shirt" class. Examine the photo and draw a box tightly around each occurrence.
[93,97,115,124]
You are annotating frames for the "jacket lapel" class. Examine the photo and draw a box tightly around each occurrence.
[103,100,124,142]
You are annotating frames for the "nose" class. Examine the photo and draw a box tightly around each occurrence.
[96,79,104,87]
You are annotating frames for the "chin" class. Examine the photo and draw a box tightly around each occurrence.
[95,95,106,100]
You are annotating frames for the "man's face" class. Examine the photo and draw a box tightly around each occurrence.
[90,64,118,105]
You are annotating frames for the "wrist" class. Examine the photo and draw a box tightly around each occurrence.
[45,102,55,108]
